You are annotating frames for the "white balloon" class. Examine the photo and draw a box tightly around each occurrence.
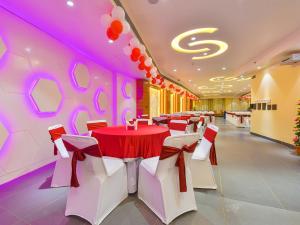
[145,57,152,67]
[112,6,125,20]
[150,68,157,75]
[140,45,146,54]
[129,37,139,47]
[122,21,130,34]
[101,14,112,26]
[123,46,131,56]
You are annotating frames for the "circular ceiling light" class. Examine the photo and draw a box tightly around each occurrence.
[198,85,217,90]
[171,28,228,60]
[66,0,74,7]
[236,76,252,81]
[216,84,233,88]
[209,76,237,82]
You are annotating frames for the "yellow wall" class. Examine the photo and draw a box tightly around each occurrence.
[195,98,250,115]
[251,65,300,144]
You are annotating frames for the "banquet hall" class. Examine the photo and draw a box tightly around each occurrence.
[0,0,300,225]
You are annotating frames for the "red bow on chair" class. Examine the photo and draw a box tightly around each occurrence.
[160,142,198,192]
[188,120,199,132]
[49,127,66,155]
[203,127,218,165]
[62,140,102,187]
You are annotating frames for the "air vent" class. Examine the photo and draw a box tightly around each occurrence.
[281,53,300,64]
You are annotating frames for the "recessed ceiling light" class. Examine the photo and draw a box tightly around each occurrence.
[188,79,192,82]
[222,67,226,70]
[108,39,114,44]
[257,66,261,70]
[191,36,196,41]
[203,52,208,56]
[66,0,74,7]
[197,68,201,71]
[173,69,177,72]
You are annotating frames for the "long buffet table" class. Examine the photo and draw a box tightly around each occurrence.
[225,111,251,128]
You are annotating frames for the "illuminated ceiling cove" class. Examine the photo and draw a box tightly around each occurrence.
[171,28,228,60]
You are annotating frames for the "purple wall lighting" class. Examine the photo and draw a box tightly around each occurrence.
[121,80,133,99]
[70,61,91,92]
[121,108,132,125]
[70,106,91,134]
[26,73,64,117]
[0,114,11,153]
[94,88,106,114]
[0,35,9,69]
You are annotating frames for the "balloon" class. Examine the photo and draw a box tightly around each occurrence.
[150,67,157,75]
[144,57,152,67]
[123,46,131,55]
[156,74,161,79]
[146,72,152,78]
[130,54,139,62]
[130,37,139,47]
[144,66,151,72]
[139,55,145,62]
[106,27,119,40]
[101,14,112,26]
[112,6,125,20]
[140,45,146,54]
[122,21,130,34]
[151,78,156,84]
[138,62,145,70]
[111,20,123,34]
[131,47,141,58]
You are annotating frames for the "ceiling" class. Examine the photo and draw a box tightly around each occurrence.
[1,0,300,98]
[120,0,300,97]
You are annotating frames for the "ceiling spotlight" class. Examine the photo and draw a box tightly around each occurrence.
[197,68,201,71]
[188,79,192,82]
[191,36,196,41]
[222,67,226,70]
[173,69,177,72]
[66,0,74,7]
[203,52,208,56]
[257,66,261,70]
[108,39,114,44]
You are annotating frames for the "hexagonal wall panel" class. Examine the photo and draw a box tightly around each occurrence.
[121,109,133,125]
[122,81,133,99]
[72,63,90,90]
[72,109,90,134]
[30,78,63,114]
[0,121,9,151]
[94,89,108,113]
[0,36,7,59]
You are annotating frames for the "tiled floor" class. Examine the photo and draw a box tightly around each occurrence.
[1,119,300,225]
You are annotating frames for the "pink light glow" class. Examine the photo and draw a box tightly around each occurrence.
[0,113,11,154]
[26,73,64,117]
[70,105,91,134]
[121,79,132,99]
[94,87,105,114]
[69,61,91,92]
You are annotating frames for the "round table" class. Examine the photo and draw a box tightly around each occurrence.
[92,125,170,159]
[92,125,170,193]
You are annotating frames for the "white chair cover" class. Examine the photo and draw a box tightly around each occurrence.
[48,124,70,188]
[62,135,127,225]
[169,120,188,136]
[191,124,219,189]
[86,120,107,136]
[138,133,200,224]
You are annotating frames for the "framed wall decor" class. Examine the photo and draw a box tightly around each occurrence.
[272,104,277,110]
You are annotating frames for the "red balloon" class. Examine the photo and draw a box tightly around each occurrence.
[130,54,139,62]
[139,55,145,63]
[111,20,123,34]
[169,84,174,89]
[106,27,119,40]
[144,66,151,72]
[138,62,145,70]
[156,74,161,79]
[151,78,156,84]
[146,72,152,78]
[132,48,141,58]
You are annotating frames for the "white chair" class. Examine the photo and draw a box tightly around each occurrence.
[86,120,107,136]
[138,133,200,224]
[48,124,71,188]
[136,118,152,126]
[191,124,219,189]
[168,120,188,136]
[62,135,128,225]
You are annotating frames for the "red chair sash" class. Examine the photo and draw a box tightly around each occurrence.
[49,126,66,155]
[141,115,150,119]
[87,122,107,131]
[199,117,205,125]
[209,141,217,165]
[188,120,199,132]
[160,142,198,192]
[137,120,149,126]
[169,122,187,131]
[203,127,217,143]
[63,140,102,187]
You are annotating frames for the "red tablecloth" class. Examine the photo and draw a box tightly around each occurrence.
[92,125,170,159]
